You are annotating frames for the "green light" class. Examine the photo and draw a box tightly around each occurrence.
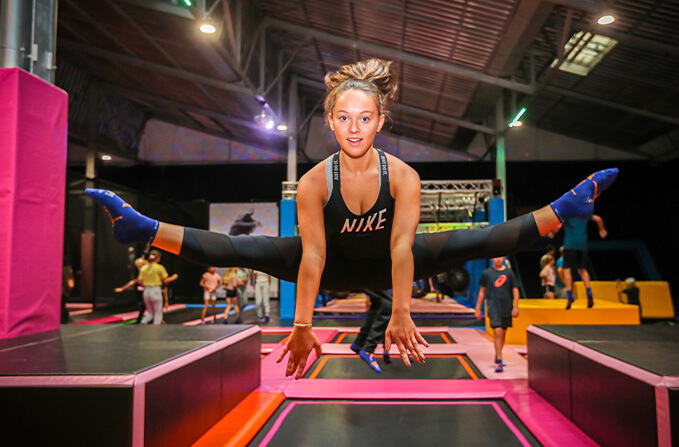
[182,0,192,6]
[509,107,526,128]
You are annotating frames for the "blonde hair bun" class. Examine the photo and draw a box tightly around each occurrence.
[324,58,398,116]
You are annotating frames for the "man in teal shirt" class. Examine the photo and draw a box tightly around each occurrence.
[555,215,607,309]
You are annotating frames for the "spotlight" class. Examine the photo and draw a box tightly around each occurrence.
[200,23,216,34]
[597,15,615,25]
[254,111,269,127]
[101,154,112,161]
[276,124,288,131]
[265,120,274,130]
[509,120,523,128]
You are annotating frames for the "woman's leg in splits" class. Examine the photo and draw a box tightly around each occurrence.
[86,168,617,289]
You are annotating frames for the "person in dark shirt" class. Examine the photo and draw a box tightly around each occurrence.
[475,257,520,373]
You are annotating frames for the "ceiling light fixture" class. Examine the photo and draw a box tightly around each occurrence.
[276,124,288,131]
[200,23,216,34]
[101,154,112,161]
[508,107,526,128]
[181,0,192,6]
[255,109,275,130]
[597,15,615,25]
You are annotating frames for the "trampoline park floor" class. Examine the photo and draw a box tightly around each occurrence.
[60,305,597,445]
[193,326,597,446]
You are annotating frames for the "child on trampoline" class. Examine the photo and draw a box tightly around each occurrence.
[86,58,618,379]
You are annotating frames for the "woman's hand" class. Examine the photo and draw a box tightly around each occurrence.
[385,312,428,366]
[277,326,322,379]
[512,306,519,318]
[474,308,482,320]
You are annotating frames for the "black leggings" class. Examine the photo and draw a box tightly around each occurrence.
[179,213,539,291]
[354,290,392,353]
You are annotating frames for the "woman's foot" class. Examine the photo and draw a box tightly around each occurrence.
[85,189,159,244]
[359,350,382,374]
[550,168,618,222]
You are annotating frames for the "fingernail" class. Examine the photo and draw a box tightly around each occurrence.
[425,343,430,347]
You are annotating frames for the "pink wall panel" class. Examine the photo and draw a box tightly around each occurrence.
[0,68,68,338]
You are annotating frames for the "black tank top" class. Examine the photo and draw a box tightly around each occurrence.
[323,149,395,261]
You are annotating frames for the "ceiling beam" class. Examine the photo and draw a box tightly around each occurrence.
[296,77,496,135]
[543,0,602,13]
[110,85,285,136]
[59,40,254,96]
[120,0,193,19]
[262,17,536,95]
[583,21,679,58]
[488,0,554,77]
[545,86,679,127]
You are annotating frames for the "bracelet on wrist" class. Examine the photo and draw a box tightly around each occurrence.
[293,322,312,328]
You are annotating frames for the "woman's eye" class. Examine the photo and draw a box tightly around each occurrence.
[339,116,348,121]
[361,117,370,122]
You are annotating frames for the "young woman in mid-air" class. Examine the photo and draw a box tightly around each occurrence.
[87,58,617,379]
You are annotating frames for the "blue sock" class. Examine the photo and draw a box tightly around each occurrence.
[359,350,382,374]
[350,343,361,354]
[85,189,159,245]
[549,168,618,222]
[567,290,574,302]
[586,288,593,299]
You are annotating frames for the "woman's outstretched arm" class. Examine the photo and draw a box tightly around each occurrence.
[276,168,326,379]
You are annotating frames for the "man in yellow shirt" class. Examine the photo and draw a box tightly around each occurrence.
[138,250,168,324]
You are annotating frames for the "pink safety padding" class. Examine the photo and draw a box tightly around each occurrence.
[0,68,68,338]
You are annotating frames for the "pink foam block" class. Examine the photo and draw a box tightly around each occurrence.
[0,68,68,338]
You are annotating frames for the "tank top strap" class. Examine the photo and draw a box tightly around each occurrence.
[376,149,389,192]
[324,152,340,205]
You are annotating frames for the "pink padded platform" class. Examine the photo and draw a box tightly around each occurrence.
[0,68,68,338]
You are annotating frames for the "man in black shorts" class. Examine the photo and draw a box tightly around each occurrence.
[554,215,607,309]
[475,256,520,373]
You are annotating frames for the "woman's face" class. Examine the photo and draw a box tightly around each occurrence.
[328,89,385,159]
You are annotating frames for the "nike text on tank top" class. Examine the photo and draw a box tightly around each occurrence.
[323,149,395,261]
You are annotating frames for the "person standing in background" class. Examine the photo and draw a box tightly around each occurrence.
[539,254,556,299]
[475,257,520,373]
[136,250,168,325]
[200,266,221,324]
[253,270,272,324]
[222,268,240,324]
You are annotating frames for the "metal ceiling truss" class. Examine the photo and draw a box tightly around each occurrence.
[265,16,679,139]
[77,0,678,157]
[101,0,236,137]
[261,17,536,95]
